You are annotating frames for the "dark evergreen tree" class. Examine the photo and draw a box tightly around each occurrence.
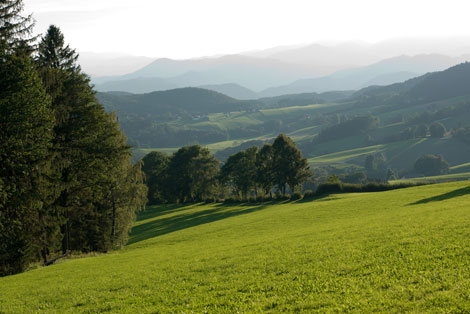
[36,25,147,254]
[0,52,54,276]
[37,25,79,71]
[0,0,36,54]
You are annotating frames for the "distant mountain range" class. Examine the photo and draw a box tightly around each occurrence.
[79,52,154,77]
[99,62,470,117]
[92,53,470,99]
[258,54,470,97]
[351,61,470,106]
[92,55,330,93]
[244,37,470,67]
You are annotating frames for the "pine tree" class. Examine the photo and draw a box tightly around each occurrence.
[0,51,54,275]
[37,25,79,71]
[0,0,36,54]
[36,25,147,254]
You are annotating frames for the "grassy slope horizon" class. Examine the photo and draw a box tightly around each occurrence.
[2,181,470,313]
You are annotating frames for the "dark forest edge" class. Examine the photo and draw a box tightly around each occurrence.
[0,1,147,276]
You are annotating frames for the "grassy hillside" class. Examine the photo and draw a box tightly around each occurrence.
[2,182,470,312]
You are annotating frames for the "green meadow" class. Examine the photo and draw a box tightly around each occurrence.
[391,172,470,184]
[2,181,470,313]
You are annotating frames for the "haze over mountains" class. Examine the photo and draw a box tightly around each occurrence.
[86,38,470,99]
[98,61,470,172]
[78,52,154,77]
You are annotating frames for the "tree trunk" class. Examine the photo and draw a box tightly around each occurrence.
[41,247,48,264]
[60,191,69,254]
[111,194,117,246]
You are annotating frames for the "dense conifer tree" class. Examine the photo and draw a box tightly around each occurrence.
[0,4,146,275]
[36,25,147,254]
[0,0,36,54]
[0,51,54,275]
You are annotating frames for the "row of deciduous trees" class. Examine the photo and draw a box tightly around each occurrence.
[142,134,312,204]
[0,0,147,276]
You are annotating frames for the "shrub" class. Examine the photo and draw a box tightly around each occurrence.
[204,198,216,204]
[275,194,290,201]
[256,195,266,203]
[248,197,258,203]
[290,192,302,201]
[303,190,314,198]
[315,182,425,196]
[316,182,343,195]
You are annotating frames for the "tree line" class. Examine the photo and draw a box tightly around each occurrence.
[0,1,147,276]
[142,134,312,204]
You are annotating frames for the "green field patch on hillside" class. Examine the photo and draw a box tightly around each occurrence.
[260,103,331,116]
[391,173,470,184]
[308,144,386,163]
[450,163,470,174]
[2,182,470,312]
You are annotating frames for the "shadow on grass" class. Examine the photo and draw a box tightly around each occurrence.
[135,204,198,222]
[128,203,270,245]
[296,194,337,203]
[409,186,470,205]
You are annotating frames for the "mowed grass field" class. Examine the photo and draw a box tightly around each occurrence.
[2,182,470,313]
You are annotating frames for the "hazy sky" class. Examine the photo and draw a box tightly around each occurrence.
[24,0,470,59]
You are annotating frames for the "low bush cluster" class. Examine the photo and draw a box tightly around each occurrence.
[315,182,425,195]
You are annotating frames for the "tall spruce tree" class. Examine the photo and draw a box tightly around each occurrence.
[0,52,54,276]
[37,25,78,71]
[0,0,36,54]
[36,25,147,254]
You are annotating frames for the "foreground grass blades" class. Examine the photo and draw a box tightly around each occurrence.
[1,181,470,313]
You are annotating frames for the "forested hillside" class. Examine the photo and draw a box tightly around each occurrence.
[353,62,470,106]
[100,62,470,184]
